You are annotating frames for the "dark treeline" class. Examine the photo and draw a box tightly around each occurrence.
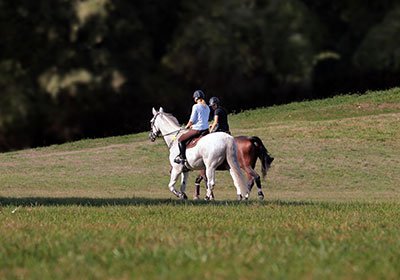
[1,0,399,151]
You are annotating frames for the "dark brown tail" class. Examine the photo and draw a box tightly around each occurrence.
[250,136,274,179]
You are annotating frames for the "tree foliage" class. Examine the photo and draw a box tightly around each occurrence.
[0,0,399,150]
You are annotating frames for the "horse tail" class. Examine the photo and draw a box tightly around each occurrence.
[226,136,249,196]
[250,136,274,180]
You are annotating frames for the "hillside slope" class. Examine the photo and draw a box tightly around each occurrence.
[1,88,399,201]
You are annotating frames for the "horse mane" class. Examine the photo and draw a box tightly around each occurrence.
[162,112,180,127]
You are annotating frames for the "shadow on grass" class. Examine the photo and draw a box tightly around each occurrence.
[0,196,317,207]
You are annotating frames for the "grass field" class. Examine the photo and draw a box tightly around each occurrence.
[1,88,400,279]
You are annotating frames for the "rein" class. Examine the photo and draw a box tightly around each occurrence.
[150,112,184,149]
[160,128,183,137]
[164,129,182,149]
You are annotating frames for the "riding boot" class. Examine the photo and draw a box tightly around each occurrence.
[174,141,187,164]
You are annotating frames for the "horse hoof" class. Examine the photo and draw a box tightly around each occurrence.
[258,192,265,200]
[193,196,200,200]
[237,194,243,201]
[179,192,188,200]
[204,196,210,201]
[209,191,215,200]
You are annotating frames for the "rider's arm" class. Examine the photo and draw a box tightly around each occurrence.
[187,104,199,129]
[185,121,193,129]
[209,115,219,132]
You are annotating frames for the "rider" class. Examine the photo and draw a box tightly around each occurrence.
[174,90,210,164]
[208,97,230,134]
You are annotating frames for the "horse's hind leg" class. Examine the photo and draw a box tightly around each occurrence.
[229,168,246,200]
[205,167,216,200]
[246,166,264,200]
[255,175,264,200]
[245,170,255,192]
[244,166,259,199]
[194,171,205,200]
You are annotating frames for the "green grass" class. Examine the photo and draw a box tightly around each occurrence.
[1,87,400,279]
[1,202,400,279]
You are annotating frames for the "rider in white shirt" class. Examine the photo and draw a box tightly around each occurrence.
[174,90,210,164]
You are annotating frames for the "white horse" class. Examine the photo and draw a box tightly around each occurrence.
[149,107,249,200]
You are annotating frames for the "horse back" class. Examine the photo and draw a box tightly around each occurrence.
[211,135,258,170]
[234,136,258,168]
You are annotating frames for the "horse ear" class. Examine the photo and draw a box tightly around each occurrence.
[159,107,164,113]
[152,107,157,115]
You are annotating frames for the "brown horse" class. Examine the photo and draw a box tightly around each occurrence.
[194,136,274,200]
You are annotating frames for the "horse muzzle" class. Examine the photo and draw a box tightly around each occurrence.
[149,131,157,142]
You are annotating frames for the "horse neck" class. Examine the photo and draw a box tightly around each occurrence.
[159,116,181,149]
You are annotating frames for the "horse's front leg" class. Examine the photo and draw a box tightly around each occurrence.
[179,171,189,200]
[169,168,183,198]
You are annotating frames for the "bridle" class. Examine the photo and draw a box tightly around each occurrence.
[149,112,183,144]
[149,113,161,142]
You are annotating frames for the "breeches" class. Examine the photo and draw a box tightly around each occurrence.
[178,129,203,143]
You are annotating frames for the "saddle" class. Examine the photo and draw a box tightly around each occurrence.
[186,130,209,149]
[174,129,209,167]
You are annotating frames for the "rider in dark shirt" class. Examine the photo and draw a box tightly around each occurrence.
[209,97,230,134]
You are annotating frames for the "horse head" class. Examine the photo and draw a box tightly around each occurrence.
[149,107,164,141]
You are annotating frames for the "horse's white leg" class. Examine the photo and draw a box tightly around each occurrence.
[229,168,245,200]
[168,168,182,198]
[179,172,189,199]
[229,168,242,196]
[205,167,216,200]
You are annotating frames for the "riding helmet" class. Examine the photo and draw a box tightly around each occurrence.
[209,97,220,106]
[193,90,205,101]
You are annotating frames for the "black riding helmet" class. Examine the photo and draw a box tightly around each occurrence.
[209,96,220,106]
[193,90,205,101]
